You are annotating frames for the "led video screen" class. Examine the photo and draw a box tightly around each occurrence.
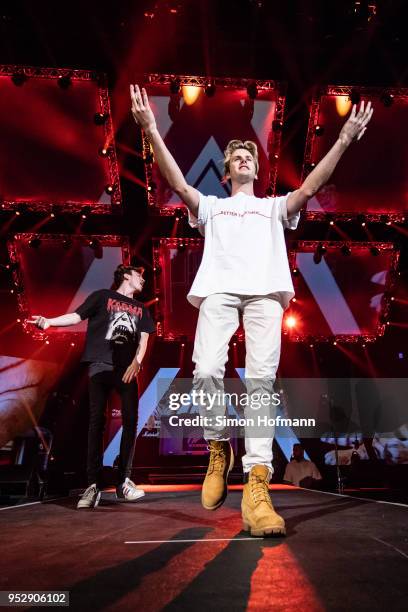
[0,66,121,213]
[143,74,286,213]
[154,239,398,342]
[303,86,408,220]
[8,234,129,339]
[287,241,398,341]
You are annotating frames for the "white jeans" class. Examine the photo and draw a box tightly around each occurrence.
[192,293,283,473]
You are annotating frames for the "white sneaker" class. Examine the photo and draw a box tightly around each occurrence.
[77,484,101,509]
[116,478,145,502]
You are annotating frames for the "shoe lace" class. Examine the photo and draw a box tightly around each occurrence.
[83,485,97,500]
[208,447,227,475]
[124,479,137,490]
[250,476,273,506]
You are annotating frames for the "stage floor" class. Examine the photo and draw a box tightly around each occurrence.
[1,486,407,611]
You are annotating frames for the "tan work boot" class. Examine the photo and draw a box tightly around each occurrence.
[242,464,286,536]
[201,440,234,510]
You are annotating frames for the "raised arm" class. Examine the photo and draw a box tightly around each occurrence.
[130,84,199,218]
[286,100,374,217]
[27,313,81,330]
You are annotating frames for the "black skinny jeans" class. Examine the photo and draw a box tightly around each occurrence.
[87,369,139,486]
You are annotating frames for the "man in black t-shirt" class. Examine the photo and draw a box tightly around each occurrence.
[28,264,156,509]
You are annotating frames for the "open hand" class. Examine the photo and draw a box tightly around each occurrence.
[339,101,373,147]
[130,84,157,134]
[27,316,50,330]
[122,359,141,384]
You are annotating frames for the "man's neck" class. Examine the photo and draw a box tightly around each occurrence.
[115,283,134,298]
[230,182,254,197]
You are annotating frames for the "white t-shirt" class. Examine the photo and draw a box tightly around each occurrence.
[187,190,300,309]
[283,459,322,487]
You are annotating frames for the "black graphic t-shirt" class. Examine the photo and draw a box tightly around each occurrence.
[75,289,156,367]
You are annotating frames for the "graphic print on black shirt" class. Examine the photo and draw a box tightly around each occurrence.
[75,289,156,367]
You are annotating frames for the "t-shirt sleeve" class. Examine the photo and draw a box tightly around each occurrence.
[187,192,215,237]
[276,192,300,230]
[75,290,102,320]
[140,305,156,334]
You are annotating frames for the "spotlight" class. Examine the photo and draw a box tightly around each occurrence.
[341,244,351,256]
[204,82,216,97]
[285,315,297,329]
[272,120,283,132]
[292,268,299,276]
[306,162,316,173]
[89,238,103,259]
[147,181,156,193]
[58,75,72,89]
[313,244,327,264]
[169,79,181,95]
[357,213,366,226]
[178,242,186,252]
[246,82,258,100]
[94,112,108,125]
[81,206,91,219]
[326,213,334,226]
[349,89,361,105]
[380,92,394,107]
[11,72,27,86]
[333,340,337,346]
[28,238,42,249]
[63,239,73,250]
[314,125,325,136]
[99,147,110,157]
[105,184,114,195]
[370,246,379,256]
[15,204,27,216]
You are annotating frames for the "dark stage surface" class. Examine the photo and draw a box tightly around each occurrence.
[1,486,407,611]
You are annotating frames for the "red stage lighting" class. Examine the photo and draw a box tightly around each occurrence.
[285,316,297,329]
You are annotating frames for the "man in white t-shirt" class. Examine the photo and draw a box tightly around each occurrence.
[130,84,373,537]
[283,444,322,488]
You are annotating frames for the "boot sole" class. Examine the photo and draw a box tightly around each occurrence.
[242,520,286,537]
[201,446,235,511]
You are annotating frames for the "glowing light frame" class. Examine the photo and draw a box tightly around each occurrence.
[7,233,130,341]
[302,84,408,223]
[0,64,122,214]
[286,240,400,343]
[143,73,286,216]
[153,237,400,344]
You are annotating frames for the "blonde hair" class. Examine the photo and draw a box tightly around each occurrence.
[223,140,259,178]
